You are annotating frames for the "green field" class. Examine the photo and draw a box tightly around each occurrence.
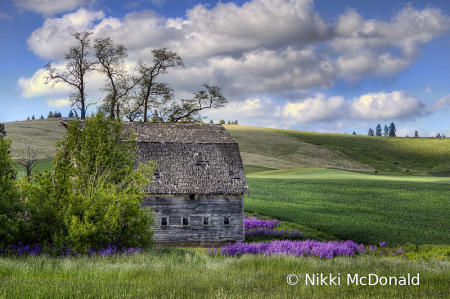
[2,120,450,298]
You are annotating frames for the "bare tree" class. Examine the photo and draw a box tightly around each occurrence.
[93,37,142,120]
[16,136,39,181]
[135,48,184,122]
[44,32,98,119]
[167,84,228,123]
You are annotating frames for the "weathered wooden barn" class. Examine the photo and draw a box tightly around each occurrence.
[61,120,249,247]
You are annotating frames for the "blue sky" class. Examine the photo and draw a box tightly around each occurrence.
[1,0,450,137]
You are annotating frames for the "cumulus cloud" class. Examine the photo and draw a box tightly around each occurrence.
[13,0,97,18]
[17,0,450,126]
[348,91,426,120]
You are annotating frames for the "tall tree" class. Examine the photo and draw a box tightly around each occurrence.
[93,37,141,120]
[375,124,382,136]
[31,115,35,120]
[414,131,419,138]
[384,124,389,137]
[389,122,396,137]
[44,32,98,120]
[167,84,228,123]
[16,136,38,181]
[48,111,53,119]
[436,133,441,138]
[135,48,184,122]
[368,128,374,136]
[40,115,44,120]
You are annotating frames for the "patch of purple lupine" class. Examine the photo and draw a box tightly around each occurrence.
[245,228,302,237]
[207,239,405,259]
[244,215,278,230]
[0,242,145,258]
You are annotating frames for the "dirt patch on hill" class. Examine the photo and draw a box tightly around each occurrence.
[224,125,375,172]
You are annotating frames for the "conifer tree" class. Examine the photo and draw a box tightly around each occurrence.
[389,122,396,137]
[384,124,389,137]
[31,115,35,120]
[209,119,213,124]
[368,128,374,136]
[375,124,382,136]
[48,111,53,119]
[414,131,419,138]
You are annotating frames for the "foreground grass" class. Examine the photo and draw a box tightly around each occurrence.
[244,169,450,247]
[1,248,449,298]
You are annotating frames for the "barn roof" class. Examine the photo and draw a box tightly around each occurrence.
[60,120,249,195]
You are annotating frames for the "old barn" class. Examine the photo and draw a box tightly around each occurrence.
[61,120,249,247]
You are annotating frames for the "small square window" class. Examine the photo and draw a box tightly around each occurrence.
[189,194,196,200]
[203,217,210,226]
[182,216,189,226]
[161,217,168,226]
[223,216,230,225]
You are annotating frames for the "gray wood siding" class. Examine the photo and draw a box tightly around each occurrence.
[141,194,244,242]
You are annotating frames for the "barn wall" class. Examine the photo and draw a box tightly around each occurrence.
[141,194,244,243]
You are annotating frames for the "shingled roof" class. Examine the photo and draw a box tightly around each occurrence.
[60,120,249,195]
[127,123,249,195]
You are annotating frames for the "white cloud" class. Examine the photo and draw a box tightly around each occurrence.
[13,0,97,18]
[282,93,346,123]
[45,98,71,107]
[429,95,450,112]
[17,1,450,123]
[348,91,426,120]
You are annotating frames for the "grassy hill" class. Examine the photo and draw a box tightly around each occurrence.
[2,119,450,177]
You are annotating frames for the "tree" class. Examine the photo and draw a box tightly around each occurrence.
[352,131,356,135]
[444,134,446,138]
[53,111,62,118]
[384,124,389,137]
[167,84,228,123]
[15,136,39,181]
[228,120,231,124]
[368,128,374,136]
[219,119,225,124]
[151,109,159,122]
[40,115,44,120]
[48,111,53,119]
[375,124,382,137]
[0,123,5,138]
[26,117,30,121]
[94,37,142,120]
[18,111,157,252]
[234,120,238,125]
[44,32,99,120]
[209,119,213,124]
[0,136,25,246]
[68,110,74,118]
[406,135,409,137]
[436,133,441,138]
[31,115,35,120]
[135,48,185,122]
[414,131,419,138]
[388,122,396,137]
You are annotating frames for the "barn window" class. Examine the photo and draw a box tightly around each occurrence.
[189,194,196,200]
[202,216,211,226]
[181,216,189,226]
[161,217,169,226]
[223,216,230,226]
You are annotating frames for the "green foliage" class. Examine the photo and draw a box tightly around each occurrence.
[19,111,157,252]
[389,122,396,137]
[0,137,25,246]
[209,119,213,124]
[0,123,5,138]
[219,119,225,124]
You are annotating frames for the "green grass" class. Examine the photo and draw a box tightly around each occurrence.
[243,165,279,175]
[244,169,450,247]
[267,128,450,176]
[1,248,449,298]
